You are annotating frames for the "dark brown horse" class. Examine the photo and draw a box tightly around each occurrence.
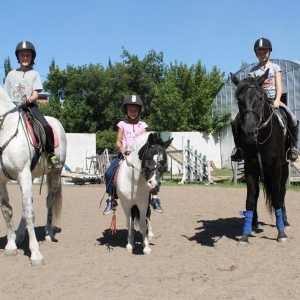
[231,69,289,244]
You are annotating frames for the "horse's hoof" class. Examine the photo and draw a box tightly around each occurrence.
[31,259,45,266]
[147,234,154,241]
[252,220,259,230]
[126,245,133,252]
[238,234,249,245]
[45,235,52,242]
[143,249,151,255]
[284,221,291,230]
[45,235,58,242]
[277,230,287,243]
[5,249,17,256]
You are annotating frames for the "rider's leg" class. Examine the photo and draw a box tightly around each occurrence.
[288,120,299,162]
[150,190,164,213]
[279,103,299,161]
[29,105,61,167]
[230,113,242,161]
[103,157,120,215]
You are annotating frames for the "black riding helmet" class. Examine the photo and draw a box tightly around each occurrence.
[123,95,144,115]
[15,41,36,66]
[254,38,272,53]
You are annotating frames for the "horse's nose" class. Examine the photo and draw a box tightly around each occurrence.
[242,123,258,143]
[147,177,160,190]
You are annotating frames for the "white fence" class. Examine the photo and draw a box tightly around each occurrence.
[167,137,212,184]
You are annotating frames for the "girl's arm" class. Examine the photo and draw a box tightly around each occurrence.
[274,71,282,108]
[116,128,127,154]
[28,90,39,103]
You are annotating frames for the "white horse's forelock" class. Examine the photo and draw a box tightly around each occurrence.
[0,86,14,105]
[130,131,154,153]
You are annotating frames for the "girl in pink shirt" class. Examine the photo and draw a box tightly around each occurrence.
[103,95,164,215]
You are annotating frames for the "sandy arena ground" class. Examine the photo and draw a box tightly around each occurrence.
[0,183,299,300]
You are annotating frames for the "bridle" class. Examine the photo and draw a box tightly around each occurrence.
[238,82,277,180]
[238,83,264,129]
[139,144,166,178]
[238,83,276,143]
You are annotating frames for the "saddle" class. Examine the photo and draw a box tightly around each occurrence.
[21,110,59,170]
[22,110,59,150]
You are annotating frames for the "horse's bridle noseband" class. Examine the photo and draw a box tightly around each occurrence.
[239,84,265,129]
[140,145,165,177]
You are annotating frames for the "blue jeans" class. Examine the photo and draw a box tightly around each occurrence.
[105,153,123,194]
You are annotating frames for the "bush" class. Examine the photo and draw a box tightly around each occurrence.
[96,130,117,154]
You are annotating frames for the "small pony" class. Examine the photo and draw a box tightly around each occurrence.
[116,132,172,254]
[0,86,67,266]
[231,70,289,244]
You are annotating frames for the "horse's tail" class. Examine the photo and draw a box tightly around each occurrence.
[263,174,274,215]
[131,205,140,224]
[47,176,63,226]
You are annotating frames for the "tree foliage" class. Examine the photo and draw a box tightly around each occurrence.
[3,56,12,84]
[37,49,228,152]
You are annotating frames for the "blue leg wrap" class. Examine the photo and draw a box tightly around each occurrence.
[275,208,284,231]
[243,210,253,235]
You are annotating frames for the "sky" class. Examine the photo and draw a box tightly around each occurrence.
[1,0,300,84]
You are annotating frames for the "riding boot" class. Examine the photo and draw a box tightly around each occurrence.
[230,120,243,161]
[150,197,164,213]
[287,121,299,162]
[103,198,118,215]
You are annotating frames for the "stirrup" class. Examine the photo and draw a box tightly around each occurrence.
[230,147,242,162]
[287,147,299,162]
[48,154,62,168]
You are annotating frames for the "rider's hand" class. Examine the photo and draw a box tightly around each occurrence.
[119,146,128,155]
[26,98,31,106]
[273,99,280,108]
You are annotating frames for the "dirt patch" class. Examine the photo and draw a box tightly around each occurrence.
[0,184,299,299]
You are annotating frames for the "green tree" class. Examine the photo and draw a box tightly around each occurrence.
[147,61,226,132]
[41,49,230,150]
[3,56,12,84]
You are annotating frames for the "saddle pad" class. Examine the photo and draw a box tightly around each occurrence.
[112,161,124,199]
[25,116,59,148]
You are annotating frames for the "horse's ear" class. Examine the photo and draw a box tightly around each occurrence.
[257,68,269,86]
[230,73,239,86]
[138,143,147,160]
[163,138,173,149]
[147,132,158,145]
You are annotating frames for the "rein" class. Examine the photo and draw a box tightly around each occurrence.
[124,153,144,174]
[125,144,165,177]
[239,84,276,181]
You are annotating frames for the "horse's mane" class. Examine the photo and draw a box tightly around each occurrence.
[130,132,153,153]
[0,86,15,108]
[236,77,261,97]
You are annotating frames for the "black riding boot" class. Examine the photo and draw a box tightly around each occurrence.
[288,121,299,162]
[230,120,242,161]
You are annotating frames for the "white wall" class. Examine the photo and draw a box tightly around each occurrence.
[168,132,221,174]
[65,133,96,172]
[64,132,221,175]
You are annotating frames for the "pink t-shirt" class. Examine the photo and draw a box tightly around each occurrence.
[117,119,148,149]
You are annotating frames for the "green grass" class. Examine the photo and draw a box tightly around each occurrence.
[211,168,233,177]
[161,168,300,191]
